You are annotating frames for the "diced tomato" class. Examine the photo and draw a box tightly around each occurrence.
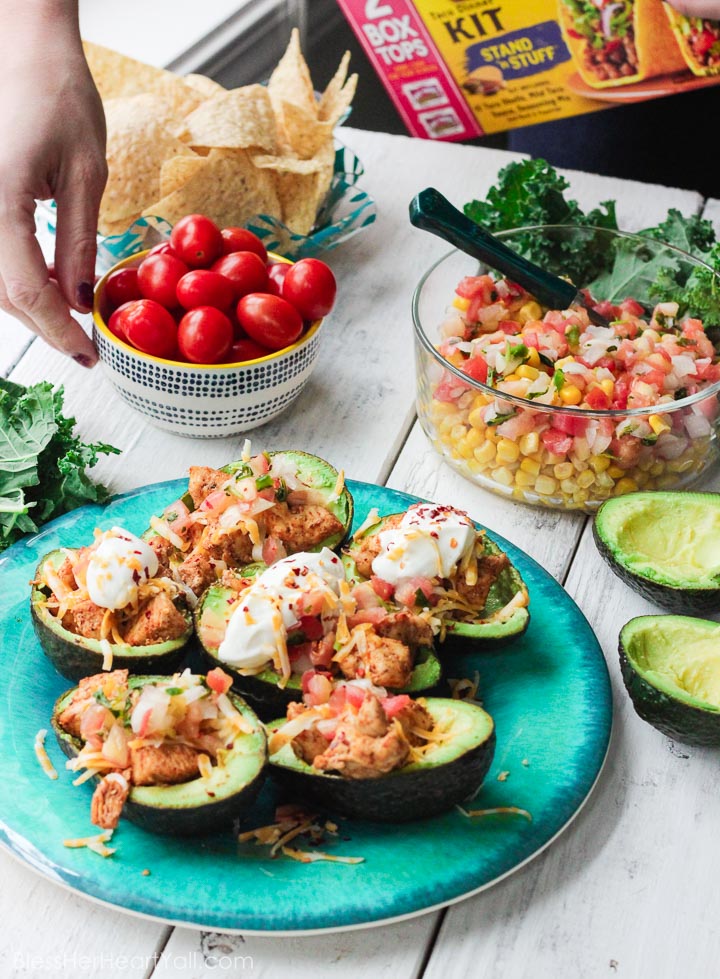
[328,685,347,715]
[288,640,312,662]
[348,607,388,627]
[79,704,110,740]
[612,374,631,409]
[381,694,412,719]
[524,331,539,349]
[261,535,287,565]
[585,386,611,410]
[298,615,324,641]
[695,28,717,57]
[370,576,395,601]
[352,581,382,609]
[635,368,666,390]
[434,369,468,403]
[455,274,495,302]
[619,298,645,318]
[199,489,230,511]
[344,684,367,710]
[206,667,233,695]
[250,453,270,475]
[541,429,573,455]
[301,670,333,706]
[137,707,152,739]
[552,414,588,437]
[162,498,191,532]
[497,320,521,335]
[694,362,720,382]
[593,300,619,321]
[461,355,489,384]
[395,576,435,607]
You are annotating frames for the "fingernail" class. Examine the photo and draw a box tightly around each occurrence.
[73,353,96,368]
[77,281,94,309]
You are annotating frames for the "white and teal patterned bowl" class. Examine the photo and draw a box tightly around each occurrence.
[93,251,324,439]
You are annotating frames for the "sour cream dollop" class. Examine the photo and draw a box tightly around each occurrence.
[371,504,475,584]
[218,548,344,670]
[86,528,159,610]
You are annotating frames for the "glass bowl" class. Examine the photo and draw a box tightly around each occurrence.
[412,225,720,512]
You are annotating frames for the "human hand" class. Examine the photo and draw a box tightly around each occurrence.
[0,2,107,367]
[665,0,720,18]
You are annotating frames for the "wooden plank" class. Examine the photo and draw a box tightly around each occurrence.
[154,917,434,978]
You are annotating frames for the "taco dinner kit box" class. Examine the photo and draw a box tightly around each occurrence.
[336,0,720,140]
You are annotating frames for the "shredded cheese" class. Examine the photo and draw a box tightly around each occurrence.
[197,753,213,780]
[327,469,346,504]
[352,507,380,541]
[34,729,58,780]
[100,638,114,671]
[63,829,116,856]
[149,514,187,551]
[281,846,364,865]
[456,804,532,822]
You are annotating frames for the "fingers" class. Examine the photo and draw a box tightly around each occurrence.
[0,200,98,366]
[54,150,107,313]
[666,0,720,15]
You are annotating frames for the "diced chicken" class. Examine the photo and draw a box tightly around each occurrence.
[394,700,434,747]
[354,692,388,738]
[219,571,254,592]
[351,514,403,578]
[146,535,176,577]
[453,553,509,610]
[122,592,188,646]
[63,599,106,640]
[314,695,408,779]
[130,743,201,785]
[57,670,129,737]
[201,526,255,566]
[90,771,130,830]
[177,549,217,595]
[56,556,78,592]
[187,466,227,507]
[264,502,343,553]
[375,612,434,650]
[291,726,330,765]
[336,629,413,689]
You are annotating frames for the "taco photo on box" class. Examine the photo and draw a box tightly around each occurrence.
[558,0,686,88]
[663,7,720,75]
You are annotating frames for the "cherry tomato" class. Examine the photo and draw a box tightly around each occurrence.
[178,306,233,363]
[266,262,290,297]
[146,241,177,258]
[122,300,178,358]
[137,253,189,308]
[104,268,141,309]
[220,227,268,262]
[170,214,223,268]
[176,269,234,311]
[211,252,268,299]
[107,301,134,340]
[226,337,272,363]
[236,294,303,351]
[281,258,336,320]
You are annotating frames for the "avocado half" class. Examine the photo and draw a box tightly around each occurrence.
[51,675,267,835]
[194,577,442,720]
[267,697,496,822]
[222,450,354,552]
[619,615,720,746]
[344,516,530,648]
[594,491,720,614]
[31,550,193,682]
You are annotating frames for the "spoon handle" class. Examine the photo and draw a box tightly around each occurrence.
[409,187,578,311]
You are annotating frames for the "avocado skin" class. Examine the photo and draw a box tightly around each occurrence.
[31,571,192,682]
[269,729,496,823]
[593,493,720,615]
[618,616,720,746]
[51,680,267,836]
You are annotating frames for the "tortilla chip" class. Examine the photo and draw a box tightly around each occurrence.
[100,95,196,230]
[179,85,277,152]
[142,149,280,229]
[267,28,317,119]
[183,73,226,97]
[159,155,209,197]
[276,101,335,160]
[318,52,358,125]
[273,142,336,236]
[251,154,324,174]
[83,41,203,116]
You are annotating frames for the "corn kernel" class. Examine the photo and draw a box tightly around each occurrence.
[668,457,694,473]
[464,427,482,449]
[595,471,614,489]
[559,385,582,405]
[473,441,496,465]
[577,469,595,489]
[451,424,467,441]
[517,365,540,380]
[555,356,576,370]
[468,407,486,428]
[520,457,541,476]
[573,488,590,505]
[504,373,520,383]
[589,455,610,473]
[637,457,654,472]
[545,452,565,466]
[519,432,540,455]
[457,439,476,459]
[514,470,536,487]
[492,466,514,487]
[607,465,625,479]
[599,379,615,398]
[634,471,649,487]
[614,478,638,495]
[648,414,671,436]
[497,438,521,463]
[518,301,542,323]
[526,347,541,369]
[535,475,558,495]
[649,461,665,477]
[560,478,578,495]
[554,462,574,480]
[452,296,470,311]
[472,394,491,409]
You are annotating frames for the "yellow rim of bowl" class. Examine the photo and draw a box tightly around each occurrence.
[93,249,322,369]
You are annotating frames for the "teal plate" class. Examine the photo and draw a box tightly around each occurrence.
[0,478,612,934]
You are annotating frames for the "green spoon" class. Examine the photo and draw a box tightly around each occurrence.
[409,187,610,328]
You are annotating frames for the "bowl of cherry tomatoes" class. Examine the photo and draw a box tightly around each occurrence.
[92,213,337,438]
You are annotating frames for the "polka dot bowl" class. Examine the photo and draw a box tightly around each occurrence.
[92,250,324,438]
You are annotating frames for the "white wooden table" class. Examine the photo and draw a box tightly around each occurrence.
[2,126,720,979]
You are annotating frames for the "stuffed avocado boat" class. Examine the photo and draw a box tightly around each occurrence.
[195,548,442,718]
[344,502,529,648]
[31,527,193,681]
[144,449,353,601]
[266,679,496,822]
[52,668,267,835]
